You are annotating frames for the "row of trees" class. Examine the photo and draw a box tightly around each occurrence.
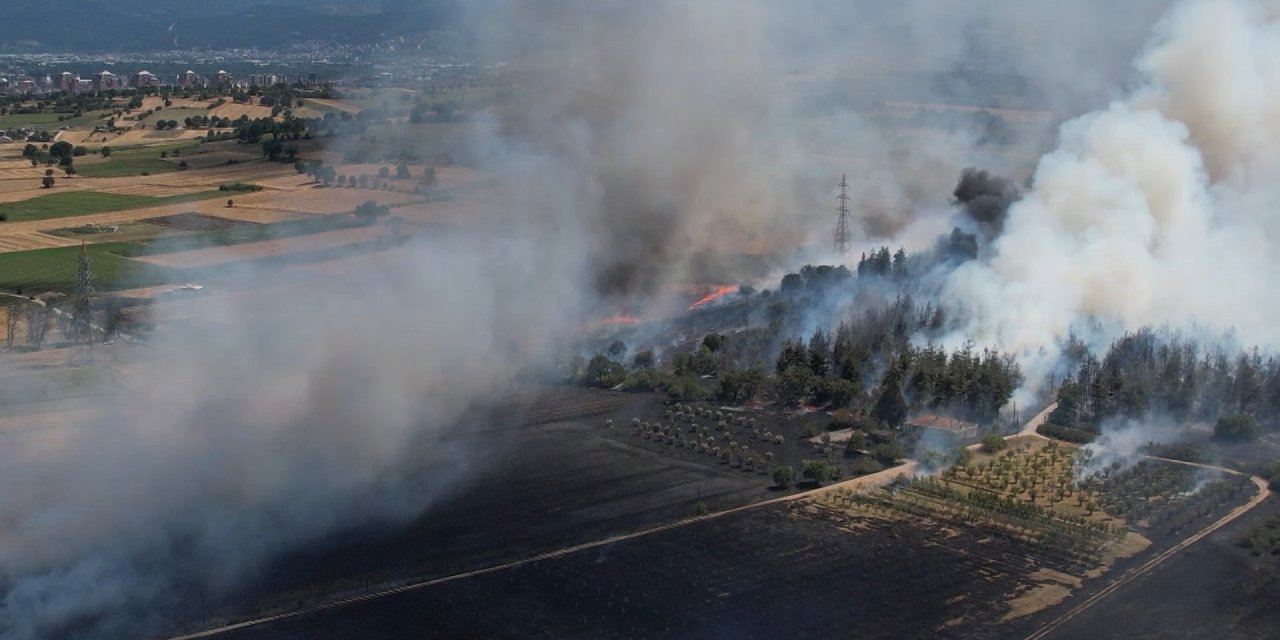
[1048,328,1280,436]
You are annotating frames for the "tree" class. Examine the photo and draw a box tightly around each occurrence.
[813,377,856,408]
[50,141,73,165]
[872,366,908,428]
[632,349,655,370]
[100,146,112,158]
[773,465,796,489]
[262,138,285,160]
[41,176,55,188]
[354,200,390,224]
[395,162,411,179]
[717,368,764,403]
[584,354,627,388]
[801,460,832,485]
[24,304,51,349]
[872,442,905,465]
[5,303,21,348]
[702,333,727,353]
[384,215,405,238]
[378,166,391,179]
[420,166,438,195]
[1213,414,1259,442]
[981,434,1008,453]
[776,365,813,408]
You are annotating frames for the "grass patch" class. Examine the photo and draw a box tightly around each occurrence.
[0,190,225,223]
[0,366,114,407]
[0,242,180,294]
[74,156,181,178]
[73,140,202,177]
[0,110,110,128]
[130,215,361,255]
[45,221,177,245]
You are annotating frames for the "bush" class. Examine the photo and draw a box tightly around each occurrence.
[583,354,627,389]
[1214,414,1259,442]
[219,183,263,192]
[1038,423,1096,444]
[800,459,832,485]
[773,465,795,489]
[872,442,904,465]
[850,455,884,476]
[72,146,88,157]
[981,434,1008,453]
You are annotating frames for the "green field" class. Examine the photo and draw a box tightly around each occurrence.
[0,366,114,406]
[0,242,178,294]
[0,190,224,223]
[0,110,110,128]
[73,140,201,178]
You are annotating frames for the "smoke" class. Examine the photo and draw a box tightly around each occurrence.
[0,1,1194,637]
[0,228,589,637]
[951,167,1021,239]
[943,0,1280,369]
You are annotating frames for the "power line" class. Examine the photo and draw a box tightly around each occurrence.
[834,173,851,255]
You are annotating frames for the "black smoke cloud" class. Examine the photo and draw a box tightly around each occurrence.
[952,167,1021,238]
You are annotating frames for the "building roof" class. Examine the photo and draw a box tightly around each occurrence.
[905,414,977,432]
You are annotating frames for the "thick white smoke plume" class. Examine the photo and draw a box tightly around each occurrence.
[0,1,1204,637]
[944,0,1280,369]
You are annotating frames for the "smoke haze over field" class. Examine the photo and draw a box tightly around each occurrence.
[16,0,1279,637]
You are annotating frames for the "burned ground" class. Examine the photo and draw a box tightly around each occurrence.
[158,388,771,636]
[161,413,1265,640]
[1026,495,1280,640]
[209,501,1089,640]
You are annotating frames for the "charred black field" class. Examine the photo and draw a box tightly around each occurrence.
[149,388,1270,640]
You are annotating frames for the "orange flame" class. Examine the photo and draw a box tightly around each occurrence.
[687,285,736,311]
[578,313,640,334]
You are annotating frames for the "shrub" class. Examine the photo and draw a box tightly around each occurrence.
[850,456,884,476]
[981,434,1008,453]
[872,442,904,465]
[219,183,263,192]
[1213,414,1259,442]
[800,459,832,485]
[1038,423,1095,444]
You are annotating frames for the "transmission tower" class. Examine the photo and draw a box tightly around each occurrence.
[834,173,852,255]
[71,241,95,363]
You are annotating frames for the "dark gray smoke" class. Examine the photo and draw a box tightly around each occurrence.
[952,167,1021,238]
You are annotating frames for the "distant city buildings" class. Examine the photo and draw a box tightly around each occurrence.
[93,71,121,92]
[178,70,203,88]
[130,70,161,89]
[58,71,80,93]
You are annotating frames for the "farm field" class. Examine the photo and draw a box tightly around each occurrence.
[152,388,769,636]
[0,242,178,293]
[0,190,224,223]
[1032,496,1280,640]
[169,412,1264,640]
